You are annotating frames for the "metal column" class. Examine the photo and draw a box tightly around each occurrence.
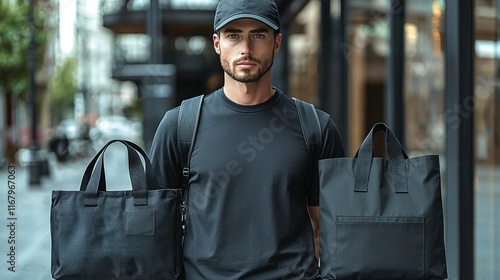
[385,0,405,146]
[147,0,163,64]
[318,0,348,149]
[28,0,42,185]
[141,0,176,152]
[445,0,475,278]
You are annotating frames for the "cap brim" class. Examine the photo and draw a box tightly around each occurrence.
[215,14,279,32]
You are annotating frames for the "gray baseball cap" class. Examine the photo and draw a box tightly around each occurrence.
[214,0,280,32]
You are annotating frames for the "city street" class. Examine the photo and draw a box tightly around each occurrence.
[0,145,133,280]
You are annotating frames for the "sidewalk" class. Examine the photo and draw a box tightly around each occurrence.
[0,144,136,280]
[0,157,89,280]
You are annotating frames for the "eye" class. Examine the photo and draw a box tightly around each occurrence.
[253,34,265,39]
[228,34,239,40]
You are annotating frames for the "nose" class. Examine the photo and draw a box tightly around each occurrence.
[240,37,252,56]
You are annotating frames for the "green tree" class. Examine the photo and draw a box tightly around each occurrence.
[0,0,50,162]
[0,0,48,99]
[50,57,77,121]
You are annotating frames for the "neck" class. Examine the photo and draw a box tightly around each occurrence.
[223,75,275,105]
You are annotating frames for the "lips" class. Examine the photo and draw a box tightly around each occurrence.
[237,61,257,66]
[235,56,259,65]
[235,61,257,70]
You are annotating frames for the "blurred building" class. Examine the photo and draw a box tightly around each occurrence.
[56,0,120,121]
[101,0,222,150]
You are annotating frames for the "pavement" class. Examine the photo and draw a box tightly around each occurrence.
[0,145,132,280]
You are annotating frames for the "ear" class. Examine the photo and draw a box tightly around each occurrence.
[213,33,221,55]
[274,33,283,55]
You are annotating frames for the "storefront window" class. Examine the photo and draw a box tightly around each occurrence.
[405,0,445,158]
[474,0,500,278]
[346,0,389,155]
[287,0,497,276]
[288,0,321,104]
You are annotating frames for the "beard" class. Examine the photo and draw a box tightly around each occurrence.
[220,53,274,83]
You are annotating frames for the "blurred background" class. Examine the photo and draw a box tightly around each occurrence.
[0,0,498,279]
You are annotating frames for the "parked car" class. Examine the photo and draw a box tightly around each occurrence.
[92,115,142,148]
[57,119,81,140]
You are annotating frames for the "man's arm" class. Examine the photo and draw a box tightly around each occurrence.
[306,112,345,262]
[149,108,183,189]
[308,205,320,261]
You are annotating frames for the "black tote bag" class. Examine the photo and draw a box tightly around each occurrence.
[50,139,183,280]
[319,123,447,280]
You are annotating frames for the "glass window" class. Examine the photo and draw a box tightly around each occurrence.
[405,0,445,157]
[289,0,498,276]
[474,0,500,278]
[346,0,390,155]
[288,0,321,104]
[115,34,151,64]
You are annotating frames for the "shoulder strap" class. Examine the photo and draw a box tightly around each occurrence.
[293,97,322,151]
[178,95,204,188]
[293,97,322,188]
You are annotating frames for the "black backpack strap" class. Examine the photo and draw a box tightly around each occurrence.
[293,97,322,152]
[178,95,204,188]
[293,97,322,187]
[177,95,204,235]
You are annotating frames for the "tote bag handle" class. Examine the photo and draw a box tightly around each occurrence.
[354,122,409,193]
[79,139,159,206]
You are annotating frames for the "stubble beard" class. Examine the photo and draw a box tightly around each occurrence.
[220,53,274,83]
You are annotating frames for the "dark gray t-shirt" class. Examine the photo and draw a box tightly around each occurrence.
[150,88,344,279]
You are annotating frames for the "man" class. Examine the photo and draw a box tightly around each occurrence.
[150,0,345,278]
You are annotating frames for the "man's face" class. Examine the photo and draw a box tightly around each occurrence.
[213,18,282,83]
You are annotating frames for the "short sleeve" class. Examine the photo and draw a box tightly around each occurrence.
[149,107,184,189]
[306,110,345,206]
